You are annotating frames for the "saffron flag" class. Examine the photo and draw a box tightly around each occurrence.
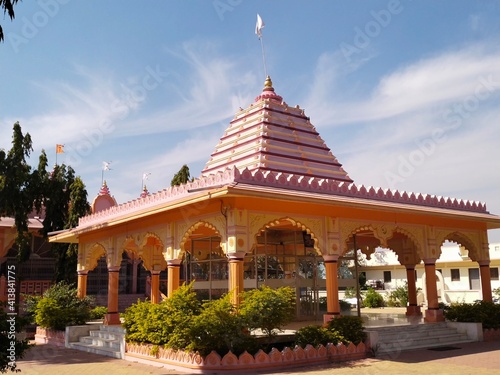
[255,14,264,38]
[56,144,64,154]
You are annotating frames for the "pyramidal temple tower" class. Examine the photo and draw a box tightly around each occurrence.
[202,76,353,183]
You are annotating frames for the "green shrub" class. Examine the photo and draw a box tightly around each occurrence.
[22,293,42,324]
[362,287,385,308]
[386,283,408,307]
[121,284,296,356]
[339,299,352,311]
[187,294,258,356]
[89,306,108,320]
[294,325,344,348]
[493,287,500,300]
[344,287,356,298]
[326,316,367,345]
[34,281,93,330]
[239,286,295,341]
[122,283,201,347]
[444,301,500,329]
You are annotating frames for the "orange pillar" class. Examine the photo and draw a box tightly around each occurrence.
[479,260,493,303]
[405,265,421,317]
[323,254,340,323]
[104,266,121,325]
[150,271,160,304]
[423,259,444,322]
[228,252,245,307]
[167,259,182,298]
[77,271,88,299]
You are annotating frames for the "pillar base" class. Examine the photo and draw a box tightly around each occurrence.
[104,312,121,325]
[424,308,444,323]
[323,313,341,324]
[405,305,422,317]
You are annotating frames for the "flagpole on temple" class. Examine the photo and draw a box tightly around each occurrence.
[102,161,112,185]
[55,144,64,166]
[255,14,268,79]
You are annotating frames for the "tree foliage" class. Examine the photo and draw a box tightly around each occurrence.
[0,302,31,373]
[0,0,19,42]
[170,164,192,186]
[0,122,42,261]
[0,122,90,281]
[40,165,90,283]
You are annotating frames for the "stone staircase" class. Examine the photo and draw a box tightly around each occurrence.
[67,325,125,359]
[366,322,476,357]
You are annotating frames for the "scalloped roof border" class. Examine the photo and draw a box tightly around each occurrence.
[79,167,488,228]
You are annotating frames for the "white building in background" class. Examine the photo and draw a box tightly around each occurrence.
[360,243,500,304]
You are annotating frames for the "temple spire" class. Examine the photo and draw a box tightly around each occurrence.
[254,75,282,102]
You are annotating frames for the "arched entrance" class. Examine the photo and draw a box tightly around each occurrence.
[248,220,325,320]
[182,223,227,301]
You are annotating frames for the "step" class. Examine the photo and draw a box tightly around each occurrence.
[67,324,125,359]
[68,341,122,359]
[366,323,476,356]
[80,336,122,350]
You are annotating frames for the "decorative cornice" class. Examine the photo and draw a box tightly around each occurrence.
[77,166,491,231]
[232,168,488,214]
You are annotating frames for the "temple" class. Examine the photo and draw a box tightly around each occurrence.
[49,76,500,325]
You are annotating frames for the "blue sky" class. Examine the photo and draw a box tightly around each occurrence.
[1,1,500,242]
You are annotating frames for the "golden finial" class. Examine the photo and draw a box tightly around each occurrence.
[264,75,273,89]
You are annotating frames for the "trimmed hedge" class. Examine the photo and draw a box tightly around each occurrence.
[444,301,500,329]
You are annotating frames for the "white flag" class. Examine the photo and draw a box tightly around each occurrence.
[143,172,151,180]
[102,161,112,171]
[255,14,265,38]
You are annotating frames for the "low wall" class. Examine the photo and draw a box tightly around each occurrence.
[483,328,500,342]
[125,341,369,373]
[34,327,66,347]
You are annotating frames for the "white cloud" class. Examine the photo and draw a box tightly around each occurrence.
[302,43,500,243]
[305,44,500,127]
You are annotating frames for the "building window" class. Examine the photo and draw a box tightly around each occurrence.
[495,245,500,252]
[491,268,499,281]
[383,271,391,283]
[451,269,460,281]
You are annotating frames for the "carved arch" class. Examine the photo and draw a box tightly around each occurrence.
[254,217,322,256]
[180,220,224,257]
[436,231,480,261]
[343,224,384,257]
[387,226,424,264]
[80,242,106,271]
[139,232,167,271]
[122,235,139,259]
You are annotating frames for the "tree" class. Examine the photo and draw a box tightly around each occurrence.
[0,122,42,261]
[170,164,192,186]
[0,0,19,42]
[40,165,90,283]
[0,122,90,281]
[0,302,31,373]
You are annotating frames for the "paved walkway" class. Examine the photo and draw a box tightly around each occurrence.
[16,340,500,375]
